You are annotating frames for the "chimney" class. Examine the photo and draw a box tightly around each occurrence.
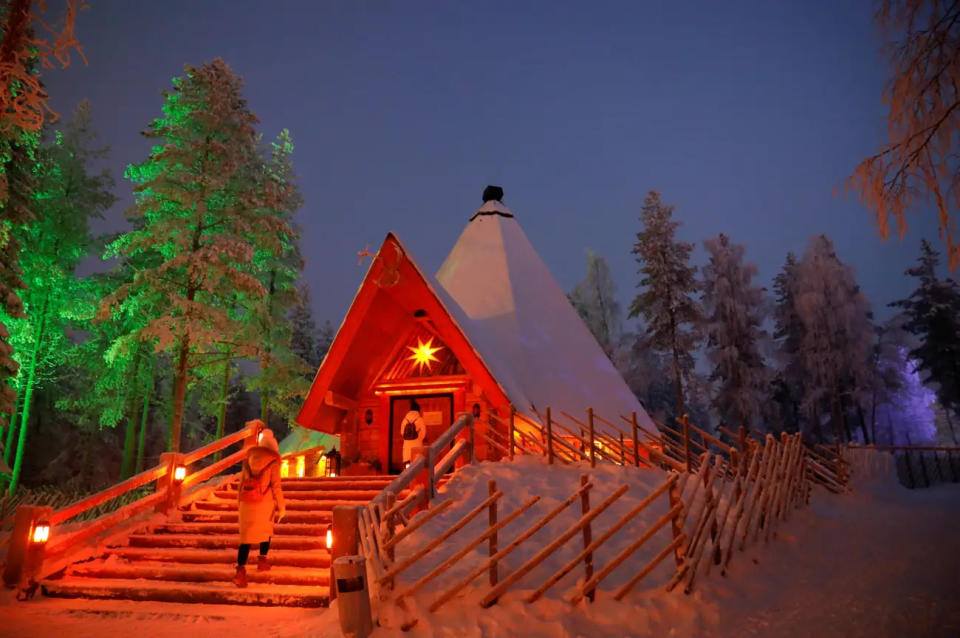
[482,185,504,203]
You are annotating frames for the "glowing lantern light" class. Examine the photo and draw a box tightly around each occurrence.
[258,431,264,444]
[280,459,290,478]
[325,525,333,550]
[406,337,442,372]
[296,455,306,478]
[173,466,186,483]
[330,472,336,478]
[32,523,50,544]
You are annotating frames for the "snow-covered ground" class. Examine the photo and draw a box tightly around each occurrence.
[2,452,959,637]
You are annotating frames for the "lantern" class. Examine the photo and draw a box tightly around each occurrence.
[280,458,290,478]
[31,521,50,544]
[296,455,306,478]
[323,448,341,477]
[173,465,186,484]
[472,403,481,419]
[325,524,333,550]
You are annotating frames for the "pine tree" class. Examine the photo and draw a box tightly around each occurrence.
[100,60,290,453]
[569,250,621,359]
[771,253,805,433]
[793,235,874,443]
[629,190,702,419]
[290,282,325,369]
[3,103,113,494]
[890,240,960,440]
[701,233,769,432]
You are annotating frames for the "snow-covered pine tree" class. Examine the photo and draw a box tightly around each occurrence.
[700,233,769,432]
[569,250,622,359]
[793,235,874,443]
[889,240,960,442]
[629,190,702,419]
[101,60,290,453]
[771,252,805,433]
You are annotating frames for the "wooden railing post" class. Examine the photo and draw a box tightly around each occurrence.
[469,413,476,465]
[2,504,52,591]
[244,419,265,449]
[410,446,431,508]
[384,490,397,590]
[631,412,640,468]
[667,476,684,569]
[156,452,185,515]
[579,474,595,602]
[488,479,498,586]
[329,505,359,601]
[508,407,516,460]
[587,408,596,468]
[546,408,555,465]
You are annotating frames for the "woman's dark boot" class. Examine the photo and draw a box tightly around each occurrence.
[233,565,248,588]
[257,555,271,572]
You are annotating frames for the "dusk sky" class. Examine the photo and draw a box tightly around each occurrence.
[48,0,947,326]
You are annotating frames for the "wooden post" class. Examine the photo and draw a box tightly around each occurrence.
[579,474,594,602]
[488,479,498,586]
[508,407,516,460]
[244,419,265,449]
[156,452,185,514]
[384,491,397,590]
[329,505,359,601]
[631,412,640,468]
[410,446,430,512]
[618,433,625,465]
[546,407,555,465]
[738,426,746,456]
[587,408,596,468]
[682,415,692,473]
[2,504,52,590]
[469,413,476,464]
[667,476,684,569]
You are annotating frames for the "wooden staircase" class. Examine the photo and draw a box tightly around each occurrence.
[39,475,397,607]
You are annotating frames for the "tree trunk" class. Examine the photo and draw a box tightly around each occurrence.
[856,402,869,444]
[811,403,825,443]
[830,395,845,443]
[170,337,190,453]
[135,350,154,474]
[8,295,47,497]
[870,391,878,446]
[3,396,19,465]
[214,357,230,461]
[944,406,958,446]
[120,347,143,479]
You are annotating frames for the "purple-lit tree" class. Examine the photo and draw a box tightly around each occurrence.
[874,346,937,446]
[889,240,960,442]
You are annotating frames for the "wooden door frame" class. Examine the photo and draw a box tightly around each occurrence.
[388,393,454,474]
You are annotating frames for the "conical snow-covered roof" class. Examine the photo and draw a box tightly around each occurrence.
[435,189,654,432]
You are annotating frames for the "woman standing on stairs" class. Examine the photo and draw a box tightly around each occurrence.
[234,428,286,588]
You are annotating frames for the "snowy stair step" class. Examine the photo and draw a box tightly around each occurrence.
[67,561,329,586]
[41,577,328,607]
[181,510,332,524]
[126,533,326,550]
[102,547,330,568]
[190,499,367,512]
[213,488,386,501]
[151,522,323,536]
[277,478,394,490]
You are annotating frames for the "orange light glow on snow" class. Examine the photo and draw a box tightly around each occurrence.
[406,337,442,372]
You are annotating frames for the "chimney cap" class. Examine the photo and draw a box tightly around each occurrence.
[482,185,504,203]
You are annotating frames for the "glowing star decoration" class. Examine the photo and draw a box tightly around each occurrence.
[407,337,443,373]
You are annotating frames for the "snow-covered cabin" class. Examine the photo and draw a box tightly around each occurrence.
[296,187,655,474]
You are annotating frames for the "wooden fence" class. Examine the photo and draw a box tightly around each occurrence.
[355,409,815,631]
[847,444,960,489]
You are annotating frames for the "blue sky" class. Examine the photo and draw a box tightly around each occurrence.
[49,0,947,327]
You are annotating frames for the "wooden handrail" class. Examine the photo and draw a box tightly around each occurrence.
[50,463,167,526]
[371,456,426,508]
[430,413,472,454]
[434,439,470,477]
[182,448,247,489]
[46,490,167,560]
[183,425,254,465]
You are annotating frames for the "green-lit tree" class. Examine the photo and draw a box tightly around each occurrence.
[3,103,113,494]
[100,60,291,453]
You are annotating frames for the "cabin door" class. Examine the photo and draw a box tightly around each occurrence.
[389,394,453,474]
